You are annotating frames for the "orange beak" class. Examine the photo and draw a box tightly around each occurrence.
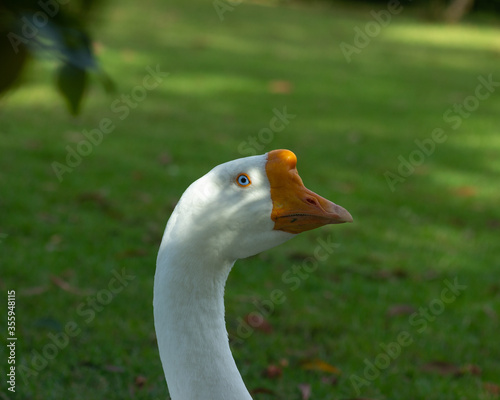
[265,149,353,234]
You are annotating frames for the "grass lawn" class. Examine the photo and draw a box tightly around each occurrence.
[1,0,500,398]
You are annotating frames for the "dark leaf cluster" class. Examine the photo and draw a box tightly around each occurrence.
[0,0,113,115]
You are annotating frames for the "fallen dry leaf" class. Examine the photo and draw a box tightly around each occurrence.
[77,191,122,219]
[461,364,481,376]
[25,139,42,149]
[454,186,477,197]
[484,382,500,396]
[249,387,275,396]
[279,358,289,368]
[104,365,125,373]
[244,313,273,333]
[386,304,417,318]
[414,165,430,176]
[300,359,341,374]
[50,275,90,295]
[137,192,153,204]
[487,219,500,230]
[263,364,282,379]
[132,171,143,180]
[483,304,498,319]
[421,361,460,375]
[191,38,209,50]
[78,191,111,208]
[370,268,407,281]
[269,80,293,94]
[298,383,311,400]
[422,361,482,377]
[158,151,172,165]
[45,234,62,252]
[19,286,49,296]
[134,375,147,387]
[321,375,339,386]
[421,361,481,377]
[79,360,99,368]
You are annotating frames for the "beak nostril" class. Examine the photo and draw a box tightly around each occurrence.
[305,197,318,206]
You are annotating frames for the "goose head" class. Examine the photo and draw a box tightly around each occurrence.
[165,149,352,262]
[155,149,352,400]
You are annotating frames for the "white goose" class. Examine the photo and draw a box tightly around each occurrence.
[153,149,352,400]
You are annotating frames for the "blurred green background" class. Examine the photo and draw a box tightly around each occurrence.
[1,0,500,399]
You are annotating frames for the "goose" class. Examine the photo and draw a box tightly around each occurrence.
[153,149,352,399]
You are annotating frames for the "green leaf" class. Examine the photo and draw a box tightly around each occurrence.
[96,70,116,94]
[0,29,28,94]
[56,63,88,115]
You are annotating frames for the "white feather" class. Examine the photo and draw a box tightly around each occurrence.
[154,153,293,400]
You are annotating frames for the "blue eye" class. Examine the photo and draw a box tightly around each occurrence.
[236,173,251,187]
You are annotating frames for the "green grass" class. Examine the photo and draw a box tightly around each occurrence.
[1,0,500,399]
